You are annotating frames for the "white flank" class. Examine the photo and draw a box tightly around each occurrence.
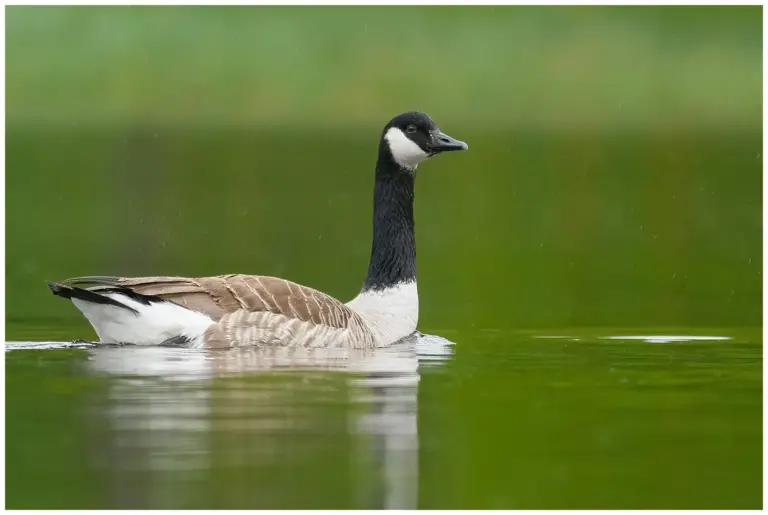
[384,127,428,169]
[346,281,419,345]
[71,293,214,346]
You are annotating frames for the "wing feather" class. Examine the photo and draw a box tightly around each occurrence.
[65,274,360,329]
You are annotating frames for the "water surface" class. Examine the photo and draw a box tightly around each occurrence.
[6,121,762,511]
[5,327,761,509]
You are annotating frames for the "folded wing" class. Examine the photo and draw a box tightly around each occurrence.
[66,274,361,330]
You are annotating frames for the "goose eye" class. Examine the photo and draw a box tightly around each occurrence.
[406,125,417,134]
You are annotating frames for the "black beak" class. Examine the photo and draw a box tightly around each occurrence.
[429,130,469,154]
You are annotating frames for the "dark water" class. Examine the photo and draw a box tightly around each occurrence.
[4,328,761,509]
[5,127,762,509]
[7,129,762,328]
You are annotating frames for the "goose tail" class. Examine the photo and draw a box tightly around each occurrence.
[47,281,138,313]
[46,280,213,346]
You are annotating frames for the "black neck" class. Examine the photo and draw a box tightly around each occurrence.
[361,149,417,292]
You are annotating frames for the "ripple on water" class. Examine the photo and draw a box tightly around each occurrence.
[533,333,733,344]
[4,331,455,381]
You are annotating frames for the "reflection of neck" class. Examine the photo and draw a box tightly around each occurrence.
[361,150,416,292]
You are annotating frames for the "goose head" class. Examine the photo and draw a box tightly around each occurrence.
[380,111,468,171]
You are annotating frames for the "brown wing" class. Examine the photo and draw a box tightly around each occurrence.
[115,274,357,329]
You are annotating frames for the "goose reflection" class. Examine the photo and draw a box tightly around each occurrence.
[82,332,455,509]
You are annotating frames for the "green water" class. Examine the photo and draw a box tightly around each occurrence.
[5,5,763,510]
[4,330,762,509]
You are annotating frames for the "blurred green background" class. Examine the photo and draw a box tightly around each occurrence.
[4,5,763,510]
[5,5,762,336]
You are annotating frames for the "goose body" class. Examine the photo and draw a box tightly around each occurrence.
[47,112,468,348]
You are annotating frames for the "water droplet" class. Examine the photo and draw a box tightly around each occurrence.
[672,272,677,279]
[748,257,752,264]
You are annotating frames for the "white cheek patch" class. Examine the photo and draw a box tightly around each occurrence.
[384,127,429,169]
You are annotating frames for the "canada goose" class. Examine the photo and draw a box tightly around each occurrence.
[47,111,468,349]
